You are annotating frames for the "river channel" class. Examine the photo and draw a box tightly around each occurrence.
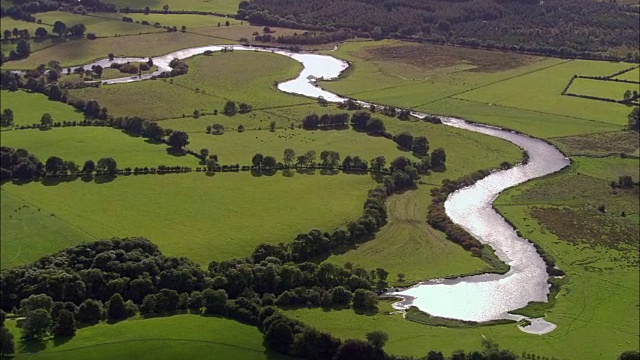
[76,45,570,332]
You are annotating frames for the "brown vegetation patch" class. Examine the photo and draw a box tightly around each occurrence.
[552,131,640,156]
[530,206,638,251]
[359,43,540,72]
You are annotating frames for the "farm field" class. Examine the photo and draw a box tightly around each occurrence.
[0,127,200,168]
[104,0,241,14]
[0,17,52,33]
[121,13,241,28]
[71,51,306,119]
[0,90,84,128]
[0,172,377,266]
[613,67,640,81]
[4,315,287,360]
[550,130,640,156]
[3,31,235,69]
[568,77,639,101]
[34,12,161,37]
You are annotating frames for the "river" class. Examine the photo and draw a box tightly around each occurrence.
[75,44,570,332]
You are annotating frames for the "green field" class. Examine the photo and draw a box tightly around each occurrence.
[453,60,632,126]
[1,189,95,269]
[121,12,241,28]
[568,77,639,101]
[104,0,241,14]
[1,172,376,267]
[3,31,234,69]
[1,18,52,34]
[71,51,306,119]
[0,127,200,168]
[0,90,84,128]
[613,67,640,81]
[34,12,162,37]
[5,315,288,360]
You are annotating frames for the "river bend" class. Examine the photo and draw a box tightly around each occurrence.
[73,45,570,328]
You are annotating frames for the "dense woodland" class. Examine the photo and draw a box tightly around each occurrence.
[238,0,640,61]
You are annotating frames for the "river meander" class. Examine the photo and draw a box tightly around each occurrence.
[74,45,570,332]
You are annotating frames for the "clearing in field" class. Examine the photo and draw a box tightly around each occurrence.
[4,314,288,360]
[0,126,200,168]
[0,90,84,128]
[1,172,376,266]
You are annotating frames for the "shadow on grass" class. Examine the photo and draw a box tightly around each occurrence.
[431,164,447,173]
[94,174,116,184]
[166,147,187,157]
[52,335,73,347]
[19,339,46,353]
[319,169,339,176]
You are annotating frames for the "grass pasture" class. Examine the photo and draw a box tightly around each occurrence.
[4,31,234,69]
[0,90,84,128]
[122,13,241,29]
[0,126,200,168]
[71,51,306,119]
[568,77,639,101]
[34,12,160,37]
[454,60,632,126]
[104,0,241,14]
[5,315,288,360]
[1,189,94,269]
[1,172,376,266]
[0,18,52,34]
[613,67,640,81]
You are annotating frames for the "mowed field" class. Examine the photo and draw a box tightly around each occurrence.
[71,51,306,119]
[104,0,241,14]
[4,315,289,360]
[1,172,376,267]
[568,77,639,101]
[0,127,200,168]
[0,90,84,128]
[321,40,631,138]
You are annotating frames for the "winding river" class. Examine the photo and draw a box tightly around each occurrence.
[77,45,570,332]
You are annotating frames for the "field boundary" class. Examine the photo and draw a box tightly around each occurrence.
[560,66,640,106]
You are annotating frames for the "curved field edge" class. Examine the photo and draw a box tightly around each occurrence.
[4,314,290,360]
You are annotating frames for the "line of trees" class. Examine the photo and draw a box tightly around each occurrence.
[237,0,640,62]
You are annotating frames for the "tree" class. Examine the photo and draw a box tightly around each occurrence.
[52,309,76,337]
[202,289,227,314]
[40,113,53,128]
[53,21,67,37]
[351,111,371,130]
[35,27,48,39]
[430,148,446,168]
[370,156,386,171]
[77,299,103,324]
[365,118,385,135]
[0,327,14,357]
[623,90,633,101]
[261,155,277,169]
[269,121,276,132]
[0,108,14,127]
[107,293,126,321]
[15,40,30,58]
[82,160,95,174]
[223,101,238,116]
[3,30,10,41]
[68,24,86,37]
[96,157,117,174]
[352,289,378,311]
[412,136,429,157]
[394,132,413,150]
[628,107,639,132]
[283,148,295,165]
[264,320,293,353]
[618,351,640,360]
[200,148,209,159]
[252,153,264,169]
[365,330,388,348]
[168,131,189,149]
[45,156,65,175]
[19,308,51,341]
[333,339,376,360]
